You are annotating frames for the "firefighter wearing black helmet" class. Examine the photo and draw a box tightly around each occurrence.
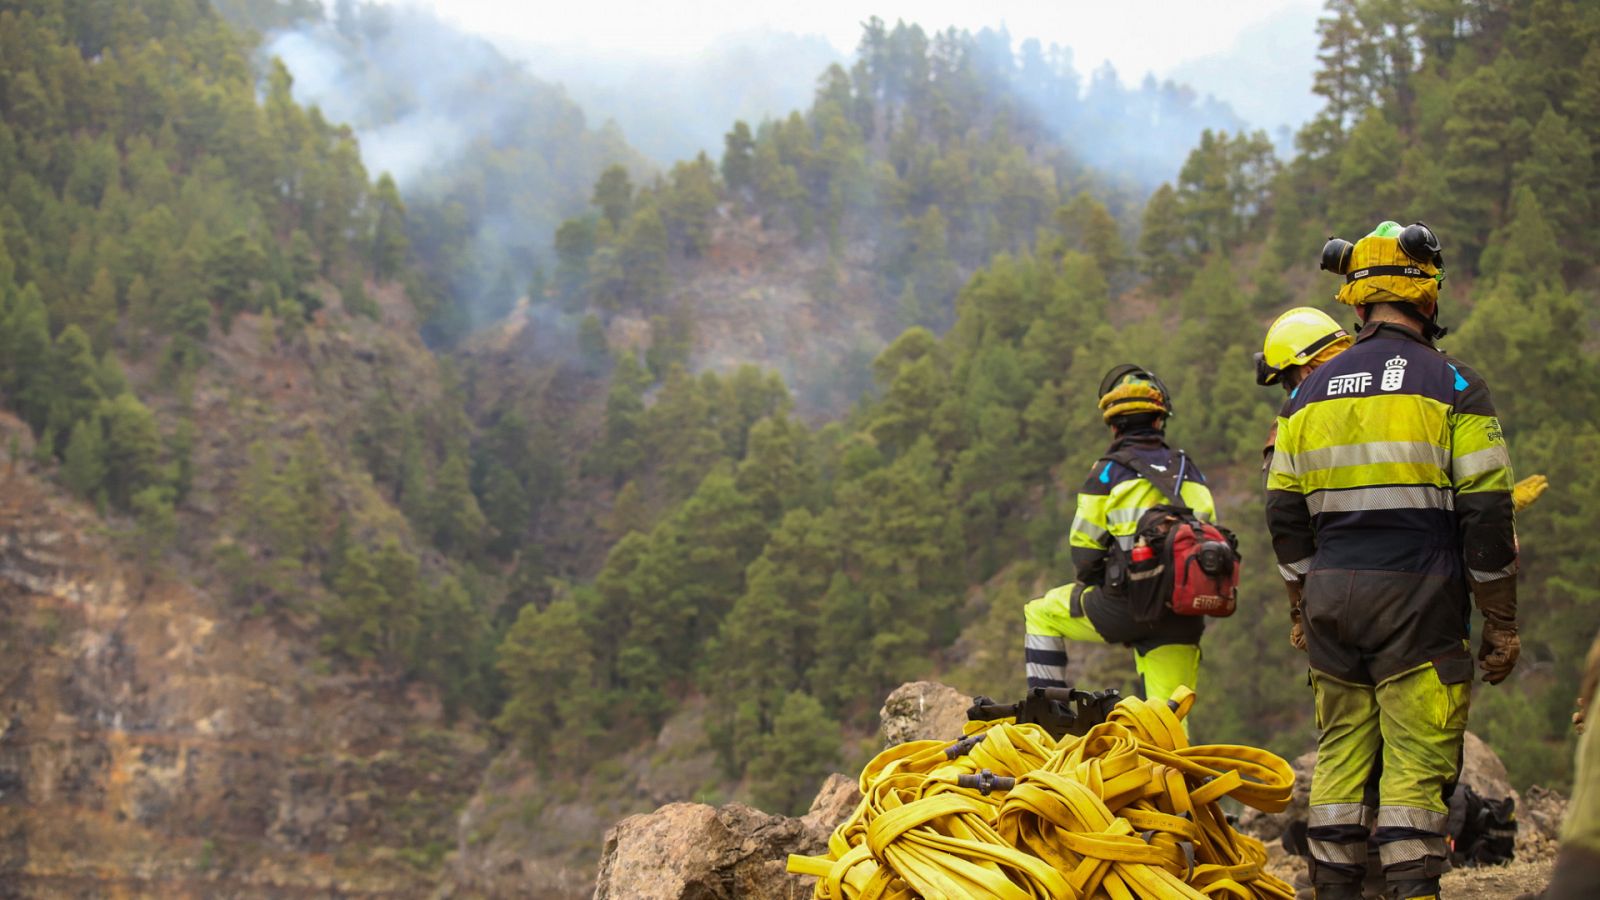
[1023,365,1221,728]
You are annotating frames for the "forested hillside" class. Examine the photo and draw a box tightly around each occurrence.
[486,0,1600,816]
[0,0,1596,894]
[223,1,650,343]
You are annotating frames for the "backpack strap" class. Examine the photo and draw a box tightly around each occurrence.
[1104,448,1190,509]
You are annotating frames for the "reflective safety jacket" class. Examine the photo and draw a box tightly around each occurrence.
[1070,431,1217,646]
[1265,323,1517,677]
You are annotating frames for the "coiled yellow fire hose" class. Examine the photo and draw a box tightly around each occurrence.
[787,688,1296,899]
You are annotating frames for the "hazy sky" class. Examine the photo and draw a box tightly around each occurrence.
[387,0,1318,83]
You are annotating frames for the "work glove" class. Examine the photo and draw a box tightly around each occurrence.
[1285,579,1307,653]
[1512,474,1548,513]
[1473,577,1519,684]
[1576,632,1600,734]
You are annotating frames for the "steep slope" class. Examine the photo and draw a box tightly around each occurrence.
[0,426,488,896]
[0,2,512,892]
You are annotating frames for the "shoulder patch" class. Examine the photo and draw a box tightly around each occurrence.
[1098,462,1112,484]
[1449,364,1468,392]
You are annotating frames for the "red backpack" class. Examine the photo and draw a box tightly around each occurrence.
[1102,450,1240,622]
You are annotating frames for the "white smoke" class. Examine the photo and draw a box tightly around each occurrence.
[263,19,498,185]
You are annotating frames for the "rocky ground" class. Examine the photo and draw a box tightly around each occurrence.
[590,680,1567,900]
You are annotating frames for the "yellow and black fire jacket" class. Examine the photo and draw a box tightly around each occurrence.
[1070,430,1217,647]
[1265,322,1517,675]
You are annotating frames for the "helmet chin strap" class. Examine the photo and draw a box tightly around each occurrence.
[1357,302,1449,341]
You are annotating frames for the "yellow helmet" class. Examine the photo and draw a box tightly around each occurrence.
[1321,220,1445,308]
[1255,307,1354,386]
[1098,364,1172,423]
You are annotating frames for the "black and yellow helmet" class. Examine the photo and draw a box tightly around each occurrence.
[1098,364,1173,423]
[1321,220,1445,308]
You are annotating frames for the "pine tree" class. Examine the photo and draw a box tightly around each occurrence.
[1307,0,1365,152]
[1055,194,1127,279]
[100,392,165,512]
[553,216,598,307]
[722,121,757,194]
[372,538,424,664]
[478,459,530,559]
[1138,183,1185,291]
[370,173,409,279]
[429,448,489,556]
[61,415,106,503]
[662,154,718,257]
[2,285,53,433]
[495,597,597,766]
[206,229,267,322]
[44,325,104,456]
[745,691,841,815]
[646,365,724,497]
[619,206,670,306]
[79,266,118,352]
[325,543,390,660]
[589,353,649,483]
[592,164,634,230]
[1442,64,1529,268]
[1511,107,1593,266]
[1329,111,1406,229]
[418,574,489,716]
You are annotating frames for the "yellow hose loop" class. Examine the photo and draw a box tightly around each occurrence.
[788,690,1297,899]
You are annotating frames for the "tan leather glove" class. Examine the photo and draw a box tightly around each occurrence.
[1575,631,1600,733]
[1512,474,1548,513]
[1474,577,1519,684]
[1286,580,1307,652]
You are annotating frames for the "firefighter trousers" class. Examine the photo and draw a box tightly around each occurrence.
[1023,583,1200,724]
[1306,662,1469,887]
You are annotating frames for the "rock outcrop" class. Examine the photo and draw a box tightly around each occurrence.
[0,454,487,897]
[591,775,855,900]
[877,681,972,746]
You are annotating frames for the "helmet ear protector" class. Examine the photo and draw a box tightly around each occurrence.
[1398,220,1444,270]
[1320,237,1354,274]
[1098,364,1174,417]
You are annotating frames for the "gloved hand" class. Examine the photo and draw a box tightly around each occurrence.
[1474,577,1519,684]
[1512,474,1549,513]
[1286,579,1307,652]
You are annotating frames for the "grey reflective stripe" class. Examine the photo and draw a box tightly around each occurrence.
[1306,484,1454,515]
[1470,562,1520,583]
[1026,662,1067,683]
[1453,445,1513,481]
[1114,534,1137,550]
[1278,556,1314,581]
[1309,803,1375,830]
[1308,839,1368,866]
[1106,506,1150,527]
[1269,447,1295,476]
[1287,440,1451,474]
[1025,634,1067,652]
[1070,515,1109,542]
[1376,806,1448,832]
[1377,837,1449,866]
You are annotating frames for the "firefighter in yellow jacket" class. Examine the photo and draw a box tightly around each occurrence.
[1266,221,1520,900]
[1024,365,1217,714]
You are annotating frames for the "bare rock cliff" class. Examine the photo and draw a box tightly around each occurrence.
[0,454,486,897]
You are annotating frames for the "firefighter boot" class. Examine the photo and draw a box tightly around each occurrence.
[1386,879,1440,899]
